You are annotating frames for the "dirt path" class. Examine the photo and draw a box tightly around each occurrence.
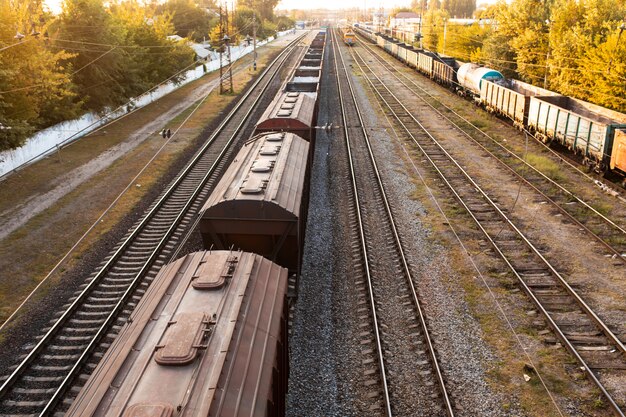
[0,32,302,241]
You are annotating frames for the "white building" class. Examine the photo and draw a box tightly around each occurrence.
[389,11,422,44]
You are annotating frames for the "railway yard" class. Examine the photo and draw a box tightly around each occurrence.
[0,26,626,417]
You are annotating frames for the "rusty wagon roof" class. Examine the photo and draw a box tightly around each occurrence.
[255,91,316,133]
[201,132,309,220]
[65,250,288,417]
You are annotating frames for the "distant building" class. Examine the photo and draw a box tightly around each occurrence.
[390,11,422,45]
[167,35,212,61]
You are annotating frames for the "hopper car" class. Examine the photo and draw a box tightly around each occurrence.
[256,30,326,143]
[199,132,310,273]
[352,24,626,176]
[66,250,289,417]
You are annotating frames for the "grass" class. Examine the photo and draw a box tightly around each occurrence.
[524,153,565,182]
[0,44,279,326]
[470,118,488,129]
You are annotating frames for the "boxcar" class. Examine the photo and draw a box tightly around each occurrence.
[480,79,556,128]
[200,132,310,271]
[66,250,289,417]
[527,95,626,171]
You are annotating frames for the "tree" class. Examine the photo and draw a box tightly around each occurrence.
[237,0,279,21]
[422,5,448,51]
[0,0,79,150]
[109,2,195,96]
[274,15,295,31]
[445,21,489,60]
[442,0,475,18]
[548,0,626,101]
[52,0,130,113]
[156,0,216,42]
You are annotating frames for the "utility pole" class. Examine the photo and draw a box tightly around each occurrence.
[543,49,550,88]
[418,0,424,48]
[253,14,257,71]
[442,19,447,55]
[219,1,233,94]
[543,19,552,89]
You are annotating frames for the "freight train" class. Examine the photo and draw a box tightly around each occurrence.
[67,29,327,417]
[354,25,626,177]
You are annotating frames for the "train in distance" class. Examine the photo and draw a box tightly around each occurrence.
[354,24,626,180]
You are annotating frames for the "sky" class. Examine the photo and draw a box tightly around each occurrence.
[277,0,412,9]
[43,0,416,14]
[44,0,498,15]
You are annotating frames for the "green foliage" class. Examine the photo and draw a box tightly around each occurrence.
[156,0,216,42]
[0,0,80,150]
[0,0,286,152]
[0,0,197,151]
[442,0,476,18]
[274,15,295,31]
[52,0,128,113]
[237,0,279,21]
[417,0,626,113]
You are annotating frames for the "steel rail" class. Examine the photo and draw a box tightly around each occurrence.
[349,45,626,417]
[331,29,392,417]
[336,29,454,416]
[355,34,626,245]
[0,32,307,414]
[350,44,626,357]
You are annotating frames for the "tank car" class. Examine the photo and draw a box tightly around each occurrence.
[457,63,504,96]
[66,250,289,417]
[199,132,310,272]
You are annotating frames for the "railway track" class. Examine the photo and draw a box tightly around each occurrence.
[0,32,308,416]
[333,29,453,417]
[348,40,626,416]
[356,34,626,262]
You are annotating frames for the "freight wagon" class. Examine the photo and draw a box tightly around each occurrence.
[199,132,310,272]
[67,250,289,417]
[480,79,557,128]
[527,95,626,172]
